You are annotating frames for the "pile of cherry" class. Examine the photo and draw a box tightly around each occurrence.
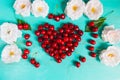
[35,23,83,64]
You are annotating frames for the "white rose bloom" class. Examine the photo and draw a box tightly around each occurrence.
[65,0,85,20]
[31,0,49,17]
[102,25,120,44]
[0,22,22,44]
[13,0,31,17]
[1,44,22,63]
[84,0,103,20]
[99,46,120,67]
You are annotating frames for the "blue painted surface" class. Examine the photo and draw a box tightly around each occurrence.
[0,0,120,80]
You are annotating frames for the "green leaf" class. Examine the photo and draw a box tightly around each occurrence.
[85,17,106,32]
[17,19,25,24]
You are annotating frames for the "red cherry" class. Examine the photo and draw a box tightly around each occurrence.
[41,43,46,48]
[56,38,62,43]
[75,62,80,68]
[44,48,49,53]
[30,58,36,64]
[26,41,32,46]
[88,46,94,51]
[69,23,74,29]
[59,28,64,33]
[80,57,86,62]
[44,23,49,28]
[62,24,68,29]
[78,30,83,36]
[34,62,40,68]
[48,13,54,19]
[24,34,30,40]
[49,35,54,40]
[91,27,98,32]
[69,46,75,52]
[52,30,57,36]
[88,21,95,27]
[43,34,49,39]
[49,52,54,57]
[66,51,72,56]
[92,33,98,38]
[38,25,43,30]
[18,24,23,30]
[23,23,29,30]
[54,16,60,22]
[52,42,57,48]
[54,54,59,59]
[76,37,81,42]
[66,42,73,47]
[69,37,73,42]
[49,25,54,31]
[23,49,30,54]
[35,30,40,36]
[38,37,43,42]
[43,39,49,44]
[63,37,69,42]
[90,52,96,58]
[73,41,78,47]
[60,14,65,19]
[60,53,66,59]
[61,46,65,50]
[56,58,62,63]
[47,30,52,35]
[74,25,79,31]
[41,30,46,35]
[22,54,28,59]
[89,40,96,45]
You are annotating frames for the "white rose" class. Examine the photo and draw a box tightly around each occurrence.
[65,0,85,20]
[13,0,31,17]
[102,25,120,44]
[0,22,22,44]
[99,46,120,67]
[31,0,49,17]
[1,44,22,63]
[84,0,103,20]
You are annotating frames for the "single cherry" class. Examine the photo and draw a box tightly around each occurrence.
[34,62,40,68]
[89,40,96,45]
[88,21,95,27]
[90,52,96,58]
[22,54,28,59]
[23,49,30,54]
[48,13,54,19]
[24,34,30,40]
[23,23,29,30]
[18,24,23,30]
[80,57,86,62]
[26,41,32,46]
[60,14,65,19]
[30,58,36,64]
[75,62,80,68]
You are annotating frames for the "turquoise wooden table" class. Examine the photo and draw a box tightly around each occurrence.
[0,0,120,80]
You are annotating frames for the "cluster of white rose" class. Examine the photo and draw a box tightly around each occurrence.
[65,0,103,20]
[99,25,120,67]
[0,23,22,63]
[13,0,49,17]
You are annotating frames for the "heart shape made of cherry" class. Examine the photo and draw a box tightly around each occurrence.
[35,23,83,63]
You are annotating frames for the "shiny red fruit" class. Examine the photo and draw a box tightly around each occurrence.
[22,54,28,59]
[41,43,46,48]
[56,58,62,63]
[48,13,54,19]
[35,30,40,36]
[91,27,98,32]
[54,16,60,22]
[89,40,96,45]
[38,25,43,30]
[49,25,54,31]
[24,34,30,40]
[66,51,72,56]
[80,57,86,62]
[54,54,59,59]
[75,62,80,68]
[26,41,32,46]
[90,52,96,58]
[73,41,78,47]
[38,37,43,42]
[30,58,36,64]
[23,23,29,30]
[23,49,30,54]
[18,24,23,30]
[60,14,65,19]
[78,30,83,36]
[34,62,40,68]
[44,23,49,28]
[60,53,66,59]
[88,46,94,51]
[49,52,54,57]
[88,21,95,27]
[92,33,98,38]
[41,30,46,35]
